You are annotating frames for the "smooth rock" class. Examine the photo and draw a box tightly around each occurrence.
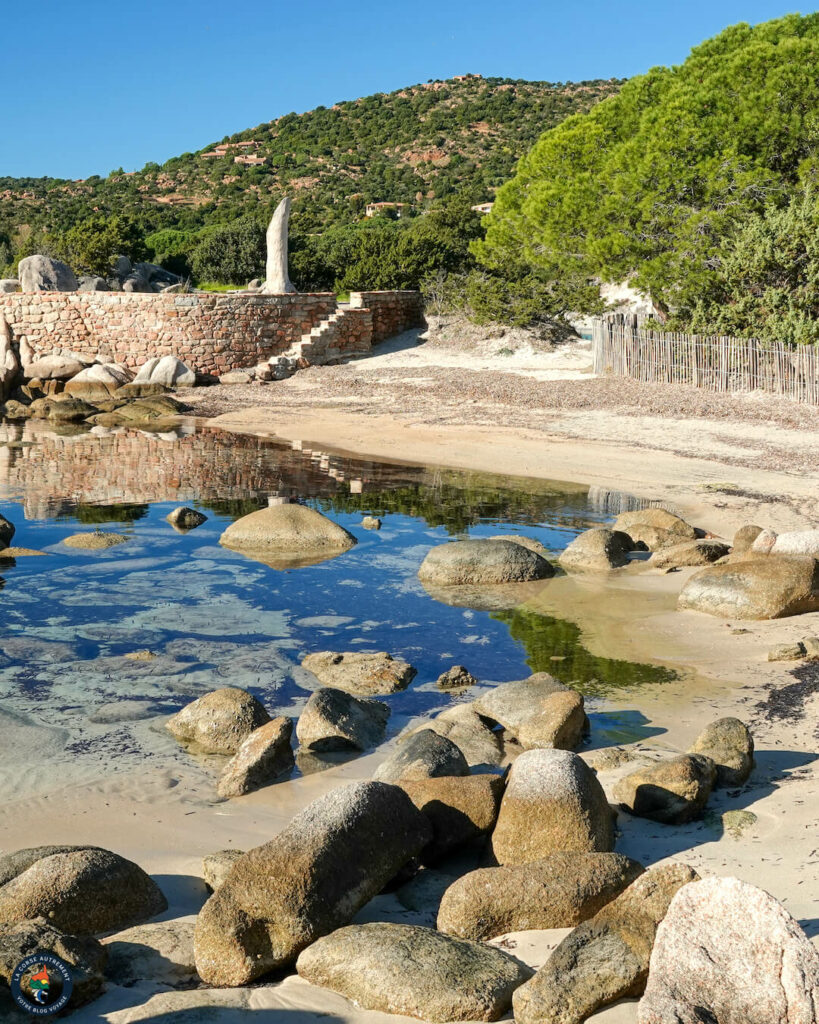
[638,877,819,1024]
[64,363,130,399]
[166,687,270,754]
[103,920,196,988]
[614,754,716,824]
[202,850,245,892]
[754,528,819,557]
[418,539,554,586]
[436,665,478,689]
[134,355,195,388]
[403,704,504,769]
[24,355,85,381]
[614,508,697,542]
[18,255,78,292]
[438,852,644,940]
[220,504,356,568]
[77,275,110,292]
[301,650,415,695]
[193,780,432,984]
[679,556,819,619]
[733,523,764,554]
[559,528,632,571]
[514,863,699,1024]
[296,687,389,751]
[490,749,614,864]
[166,506,208,530]
[474,674,585,750]
[0,918,106,1009]
[488,534,549,554]
[63,531,128,549]
[296,922,532,1023]
[0,846,167,934]
[688,717,754,786]
[649,539,730,570]
[401,774,504,864]
[361,515,382,529]
[217,717,294,798]
[373,728,469,783]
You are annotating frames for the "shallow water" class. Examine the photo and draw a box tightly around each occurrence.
[0,420,672,785]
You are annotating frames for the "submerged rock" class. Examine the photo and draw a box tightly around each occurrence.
[401,774,504,864]
[679,556,819,619]
[296,687,390,751]
[0,846,167,934]
[166,506,208,530]
[490,749,614,864]
[62,531,128,549]
[614,754,716,824]
[514,863,699,1024]
[559,528,632,571]
[688,717,754,787]
[216,717,294,798]
[166,687,271,755]
[220,504,356,568]
[638,877,819,1024]
[301,650,415,695]
[438,852,644,940]
[436,664,478,690]
[193,781,431,985]
[0,919,106,1010]
[418,539,554,586]
[374,729,469,783]
[296,922,532,1022]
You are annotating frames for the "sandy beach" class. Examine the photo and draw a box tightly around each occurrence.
[2,329,819,1022]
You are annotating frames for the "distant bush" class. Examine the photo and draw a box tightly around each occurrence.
[191,217,265,285]
[48,215,148,276]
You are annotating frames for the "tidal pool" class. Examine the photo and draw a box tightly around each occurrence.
[0,420,673,787]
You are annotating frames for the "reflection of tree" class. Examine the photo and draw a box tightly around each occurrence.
[315,480,592,536]
[67,503,149,524]
[198,498,265,520]
[493,606,676,698]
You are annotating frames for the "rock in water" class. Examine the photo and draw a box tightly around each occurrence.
[649,539,730,570]
[193,781,432,985]
[613,754,716,824]
[166,687,270,754]
[401,775,504,864]
[637,876,819,1024]
[373,729,469,783]
[0,513,15,548]
[513,863,699,1024]
[418,539,554,585]
[18,255,78,292]
[490,749,614,864]
[296,687,390,751]
[295,922,532,1022]
[559,528,633,571]
[436,665,478,689]
[0,847,167,933]
[613,509,697,542]
[301,650,415,695]
[220,504,356,569]
[63,531,128,549]
[688,717,754,786]
[472,674,587,752]
[166,506,208,530]
[678,556,819,619]
[0,919,106,1009]
[202,850,245,892]
[438,852,644,940]
[216,717,294,798]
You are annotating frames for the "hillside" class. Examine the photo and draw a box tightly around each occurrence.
[0,75,622,251]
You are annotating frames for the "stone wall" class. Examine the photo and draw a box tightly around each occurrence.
[0,292,337,376]
[349,291,425,343]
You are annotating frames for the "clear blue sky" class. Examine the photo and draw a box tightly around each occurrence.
[1,1,807,180]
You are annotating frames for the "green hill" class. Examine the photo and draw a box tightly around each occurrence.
[0,74,622,263]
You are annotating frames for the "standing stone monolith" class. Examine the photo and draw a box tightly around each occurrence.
[262,197,296,294]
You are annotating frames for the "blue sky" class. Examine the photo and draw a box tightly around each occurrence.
[1,1,806,180]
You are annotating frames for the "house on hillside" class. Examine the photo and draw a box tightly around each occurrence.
[234,155,267,167]
[471,201,494,214]
[365,202,407,218]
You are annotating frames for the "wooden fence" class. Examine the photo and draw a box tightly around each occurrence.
[591,315,819,405]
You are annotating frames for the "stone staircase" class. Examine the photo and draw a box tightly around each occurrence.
[267,306,371,379]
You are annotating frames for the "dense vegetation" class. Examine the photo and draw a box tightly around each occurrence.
[0,75,620,299]
[478,14,819,343]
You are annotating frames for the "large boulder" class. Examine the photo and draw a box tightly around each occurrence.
[301,650,415,695]
[373,729,469,783]
[613,508,697,543]
[753,528,819,557]
[18,255,78,292]
[133,355,196,388]
[0,846,81,888]
[613,754,716,824]
[295,687,390,751]
[24,355,85,381]
[166,506,207,530]
[418,539,554,586]
[216,717,294,798]
[296,923,532,1022]
[649,539,730,570]
[514,863,699,1024]
[490,749,614,865]
[220,504,356,569]
[0,919,106,1010]
[0,846,167,934]
[679,556,819,619]
[474,674,586,750]
[403,704,504,769]
[688,717,754,787]
[559,528,632,571]
[64,363,131,399]
[733,523,764,554]
[165,687,271,754]
[133,262,182,288]
[638,877,819,1024]
[401,775,504,864]
[77,275,110,292]
[202,850,244,893]
[438,852,644,940]
[103,920,196,989]
[193,781,432,985]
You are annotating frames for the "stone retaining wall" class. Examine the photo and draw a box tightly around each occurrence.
[349,291,425,343]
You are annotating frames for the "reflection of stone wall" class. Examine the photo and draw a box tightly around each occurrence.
[0,422,424,521]
[350,291,425,343]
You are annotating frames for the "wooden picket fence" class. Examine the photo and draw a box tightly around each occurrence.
[591,314,819,405]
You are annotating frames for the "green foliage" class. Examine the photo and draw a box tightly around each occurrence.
[478,14,819,337]
[145,228,196,278]
[190,217,265,285]
[48,215,148,276]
